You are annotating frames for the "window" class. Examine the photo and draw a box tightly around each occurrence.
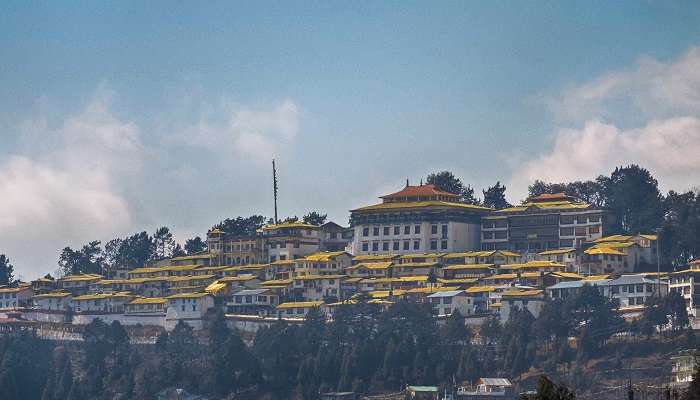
[431,225,438,234]
[441,240,448,250]
[441,224,448,238]
[403,241,410,251]
[404,226,410,235]
[362,243,369,252]
[560,215,574,224]
[589,226,600,234]
[373,227,379,236]
[294,241,300,248]
[372,242,379,252]
[393,241,400,251]
[494,231,507,239]
[430,240,438,250]
[414,241,420,250]
[383,227,390,236]
[575,227,587,236]
[382,242,389,251]
[362,228,369,237]
[443,297,452,304]
[414,225,421,234]
[483,232,493,239]
[560,227,574,236]
[575,215,587,224]
[394,226,400,235]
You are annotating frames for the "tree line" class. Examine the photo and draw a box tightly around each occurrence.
[428,165,700,267]
[0,284,695,399]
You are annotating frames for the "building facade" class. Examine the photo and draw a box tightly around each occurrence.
[350,184,489,256]
[481,193,609,254]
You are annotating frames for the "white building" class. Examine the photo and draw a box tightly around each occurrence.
[276,301,324,319]
[261,222,322,262]
[165,292,215,330]
[669,260,700,317]
[498,289,545,322]
[350,183,489,256]
[426,290,474,316]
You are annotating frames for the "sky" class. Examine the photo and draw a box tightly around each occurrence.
[1,1,700,279]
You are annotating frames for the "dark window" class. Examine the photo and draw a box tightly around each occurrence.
[404,226,410,235]
[431,225,438,234]
[393,241,400,251]
[414,225,421,234]
[414,241,420,250]
[441,240,448,250]
[373,227,379,236]
[362,243,369,251]
[394,226,400,235]
[362,228,369,237]
[403,241,410,250]
[382,242,389,251]
[372,242,379,251]
[430,240,438,250]
[383,227,390,236]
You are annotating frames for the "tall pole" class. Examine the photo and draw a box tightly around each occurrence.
[656,228,661,295]
[272,159,279,224]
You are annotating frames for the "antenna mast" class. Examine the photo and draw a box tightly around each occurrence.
[272,159,279,224]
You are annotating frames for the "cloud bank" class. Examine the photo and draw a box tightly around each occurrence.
[510,46,700,201]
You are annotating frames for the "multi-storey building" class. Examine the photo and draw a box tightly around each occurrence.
[261,222,321,262]
[319,222,353,252]
[207,229,266,266]
[481,193,608,253]
[293,251,352,277]
[350,183,489,256]
[669,260,700,317]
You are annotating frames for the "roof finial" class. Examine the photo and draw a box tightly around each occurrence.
[420,179,423,186]
[406,178,409,187]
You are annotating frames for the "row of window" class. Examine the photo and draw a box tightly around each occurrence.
[361,239,449,252]
[361,224,448,237]
[610,284,653,294]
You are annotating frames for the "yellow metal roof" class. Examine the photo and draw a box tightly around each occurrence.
[442,264,494,270]
[61,274,103,282]
[293,274,346,281]
[128,297,167,305]
[347,262,393,270]
[302,251,348,262]
[276,301,323,309]
[205,282,228,294]
[352,254,398,262]
[584,247,626,256]
[465,286,495,293]
[501,289,543,297]
[261,279,293,286]
[351,200,491,213]
[167,292,210,299]
[538,248,576,256]
[219,274,259,282]
[398,253,446,259]
[262,222,319,231]
[32,291,71,298]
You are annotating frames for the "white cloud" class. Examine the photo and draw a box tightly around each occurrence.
[175,100,301,165]
[510,46,700,201]
[0,92,141,278]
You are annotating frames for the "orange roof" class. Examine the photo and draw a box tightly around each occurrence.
[528,193,574,202]
[380,184,460,200]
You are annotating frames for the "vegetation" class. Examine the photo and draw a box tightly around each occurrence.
[0,254,16,286]
[426,170,481,205]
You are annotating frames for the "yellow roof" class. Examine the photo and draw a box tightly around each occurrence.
[395,262,438,268]
[548,271,584,280]
[270,260,296,266]
[501,260,566,270]
[397,275,430,282]
[398,253,446,259]
[167,292,210,299]
[365,290,406,298]
[128,297,167,305]
[351,200,491,213]
[405,287,457,294]
[442,264,494,271]
[73,292,132,301]
[293,274,346,281]
[465,286,496,293]
[347,262,393,270]
[352,254,398,262]
[205,282,228,294]
[261,279,293,286]
[501,289,543,297]
[302,251,348,262]
[499,199,591,212]
[61,274,103,282]
[33,291,71,298]
[437,278,479,284]
[170,253,212,261]
[276,301,324,309]
[584,274,611,281]
[219,274,259,282]
[443,250,521,259]
[262,222,319,231]
[584,247,626,256]
[538,248,576,256]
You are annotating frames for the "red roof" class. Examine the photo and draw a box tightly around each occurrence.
[380,184,460,199]
[528,192,573,202]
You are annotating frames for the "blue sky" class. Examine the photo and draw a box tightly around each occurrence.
[2,1,700,278]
